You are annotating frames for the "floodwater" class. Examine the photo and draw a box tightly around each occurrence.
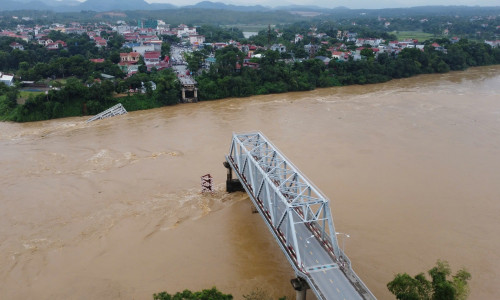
[1,66,500,299]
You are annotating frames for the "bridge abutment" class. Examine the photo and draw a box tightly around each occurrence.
[291,277,310,300]
[223,161,244,193]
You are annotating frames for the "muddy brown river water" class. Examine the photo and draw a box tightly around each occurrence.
[1,66,500,299]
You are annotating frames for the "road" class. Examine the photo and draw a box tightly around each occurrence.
[170,45,189,76]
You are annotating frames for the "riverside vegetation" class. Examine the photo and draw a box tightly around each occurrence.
[152,261,471,300]
[1,25,499,122]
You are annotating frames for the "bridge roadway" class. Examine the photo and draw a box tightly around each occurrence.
[225,132,374,300]
[247,174,363,300]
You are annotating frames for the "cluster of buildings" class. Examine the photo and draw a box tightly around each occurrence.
[1,17,499,80]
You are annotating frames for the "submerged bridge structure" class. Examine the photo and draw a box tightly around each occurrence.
[86,103,127,123]
[224,132,376,300]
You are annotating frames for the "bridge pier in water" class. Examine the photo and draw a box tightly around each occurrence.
[223,161,243,193]
[291,277,310,300]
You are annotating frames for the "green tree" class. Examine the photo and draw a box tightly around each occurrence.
[387,260,471,300]
[184,50,206,73]
[153,287,232,300]
[4,88,19,108]
[360,48,375,60]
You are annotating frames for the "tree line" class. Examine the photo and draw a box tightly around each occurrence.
[194,38,500,101]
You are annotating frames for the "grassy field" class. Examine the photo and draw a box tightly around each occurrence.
[19,90,45,98]
[390,31,439,41]
[17,90,46,105]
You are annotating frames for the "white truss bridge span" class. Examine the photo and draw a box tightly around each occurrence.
[86,103,127,123]
[225,132,376,300]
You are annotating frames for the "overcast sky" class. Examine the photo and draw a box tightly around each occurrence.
[142,0,500,9]
[60,0,500,9]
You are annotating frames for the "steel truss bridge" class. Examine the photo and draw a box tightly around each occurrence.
[225,132,376,300]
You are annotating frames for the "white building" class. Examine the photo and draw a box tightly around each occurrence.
[132,43,155,56]
[0,72,14,86]
[189,35,205,46]
[271,44,287,53]
[176,24,197,38]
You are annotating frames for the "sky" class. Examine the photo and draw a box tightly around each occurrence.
[66,0,500,9]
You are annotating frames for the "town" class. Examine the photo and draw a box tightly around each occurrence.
[1,9,499,121]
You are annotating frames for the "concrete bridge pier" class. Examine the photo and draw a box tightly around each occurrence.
[291,277,310,300]
[223,161,244,193]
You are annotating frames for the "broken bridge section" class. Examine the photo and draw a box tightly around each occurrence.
[224,132,376,300]
[86,103,127,123]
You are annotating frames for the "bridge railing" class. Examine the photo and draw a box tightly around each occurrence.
[227,132,342,268]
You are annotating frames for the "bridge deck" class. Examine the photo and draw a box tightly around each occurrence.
[226,132,375,300]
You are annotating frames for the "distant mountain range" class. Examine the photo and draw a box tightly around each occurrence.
[0,0,353,12]
[1,0,499,14]
[2,0,176,12]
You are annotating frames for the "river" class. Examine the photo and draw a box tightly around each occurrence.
[1,66,499,299]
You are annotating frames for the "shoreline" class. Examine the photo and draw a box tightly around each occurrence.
[2,64,499,124]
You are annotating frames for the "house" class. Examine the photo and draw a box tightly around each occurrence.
[94,37,107,48]
[122,42,140,49]
[304,43,320,56]
[144,51,161,64]
[149,56,171,71]
[431,42,447,53]
[90,58,105,63]
[331,51,348,61]
[65,27,86,35]
[241,45,258,57]
[345,32,357,41]
[212,43,227,50]
[120,52,140,64]
[0,72,14,86]
[204,57,216,69]
[243,62,259,69]
[10,42,24,50]
[189,35,205,47]
[294,34,303,44]
[138,35,157,43]
[355,38,383,47]
[38,38,53,46]
[270,44,287,53]
[176,24,196,38]
[132,43,155,56]
[46,40,66,50]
